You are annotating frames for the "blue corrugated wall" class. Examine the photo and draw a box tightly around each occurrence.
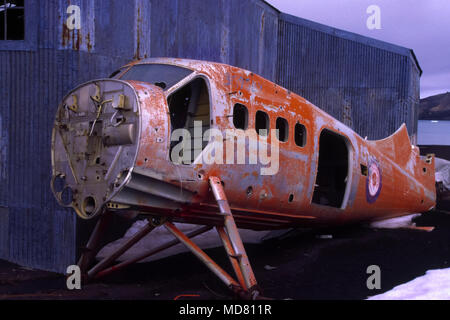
[276,13,420,141]
[0,0,420,272]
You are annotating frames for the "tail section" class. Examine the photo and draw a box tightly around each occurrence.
[368,123,412,167]
[367,123,436,210]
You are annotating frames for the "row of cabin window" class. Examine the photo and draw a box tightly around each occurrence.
[233,103,307,147]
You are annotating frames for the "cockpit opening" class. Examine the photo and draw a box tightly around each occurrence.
[168,77,211,164]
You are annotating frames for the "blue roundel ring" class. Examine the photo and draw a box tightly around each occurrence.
[366,159,382,204]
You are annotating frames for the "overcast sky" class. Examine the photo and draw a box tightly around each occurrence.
[266,0,450,98]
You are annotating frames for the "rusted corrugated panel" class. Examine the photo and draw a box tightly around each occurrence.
[6,206,76,271]
[0,0,420,273]
[0,0,279,272]
[58,0,95,52]
[0,207,8,258]
[0,1,132,272]
[407,52,421,145]
[276,13,420,140]
[146,0,278,81]
[0,50,10,259]
[2,49,129,272]
[4,49,78,272]
[0,52,10,207]
[134,0,151,60]
[95,1,136,58]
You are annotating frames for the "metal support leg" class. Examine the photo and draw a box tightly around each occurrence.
[164,221,241,291]
[78,210,113,274]
[94,225,213,279]
[216,226,247,290]
[209,176,259,295]
[87,219,156,279]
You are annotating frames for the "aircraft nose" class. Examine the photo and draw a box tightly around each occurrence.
[51,79,141,219]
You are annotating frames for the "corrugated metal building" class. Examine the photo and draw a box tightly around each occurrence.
[276,13,421,141]
[0,0,421,272]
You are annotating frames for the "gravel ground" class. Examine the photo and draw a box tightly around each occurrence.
[1,210,449,300]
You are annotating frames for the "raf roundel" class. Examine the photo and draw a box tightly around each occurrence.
[366,160,382,203]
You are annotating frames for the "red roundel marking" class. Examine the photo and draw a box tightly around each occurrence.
[368,163,380,197]
[366,160,382,203]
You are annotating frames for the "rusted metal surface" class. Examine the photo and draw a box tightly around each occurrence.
[87,218,156,279]
[0,0,422,274]
[59,0,95,52]
[216,226,247,289]
[209,176,258,291]
[164,221,240,290]
[94,225,213,279]
[51,58,435,297]
[52,58,436,229]
[165,221,264,300]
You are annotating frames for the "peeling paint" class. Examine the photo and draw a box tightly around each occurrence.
[52,58,436,230]
[59,0,95,52]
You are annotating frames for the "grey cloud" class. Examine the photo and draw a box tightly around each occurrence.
[267,0,450,97]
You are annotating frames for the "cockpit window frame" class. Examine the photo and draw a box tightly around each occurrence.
[116,63,194,91]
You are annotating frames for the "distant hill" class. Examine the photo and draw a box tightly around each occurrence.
[419,92,450,120]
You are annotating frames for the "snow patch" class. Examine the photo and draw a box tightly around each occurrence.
[368,268,450,300]
[436,158,450,190]
[369,214,421,229]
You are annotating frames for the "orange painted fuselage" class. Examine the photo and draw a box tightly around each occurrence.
[51,58,436,230]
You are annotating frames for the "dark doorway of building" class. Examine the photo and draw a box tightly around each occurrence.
[312,129,349,208]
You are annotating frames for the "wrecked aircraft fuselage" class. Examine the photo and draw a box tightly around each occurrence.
[51,58,436,298]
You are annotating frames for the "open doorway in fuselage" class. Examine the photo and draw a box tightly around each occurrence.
[312,129,350,209]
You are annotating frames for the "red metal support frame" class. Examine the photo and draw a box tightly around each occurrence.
[164,221,241,291]
[75,177,262,298]
[209,176,259,294]
[94,225,213,279]
[86,218,156,279]
[216,226,247,290]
